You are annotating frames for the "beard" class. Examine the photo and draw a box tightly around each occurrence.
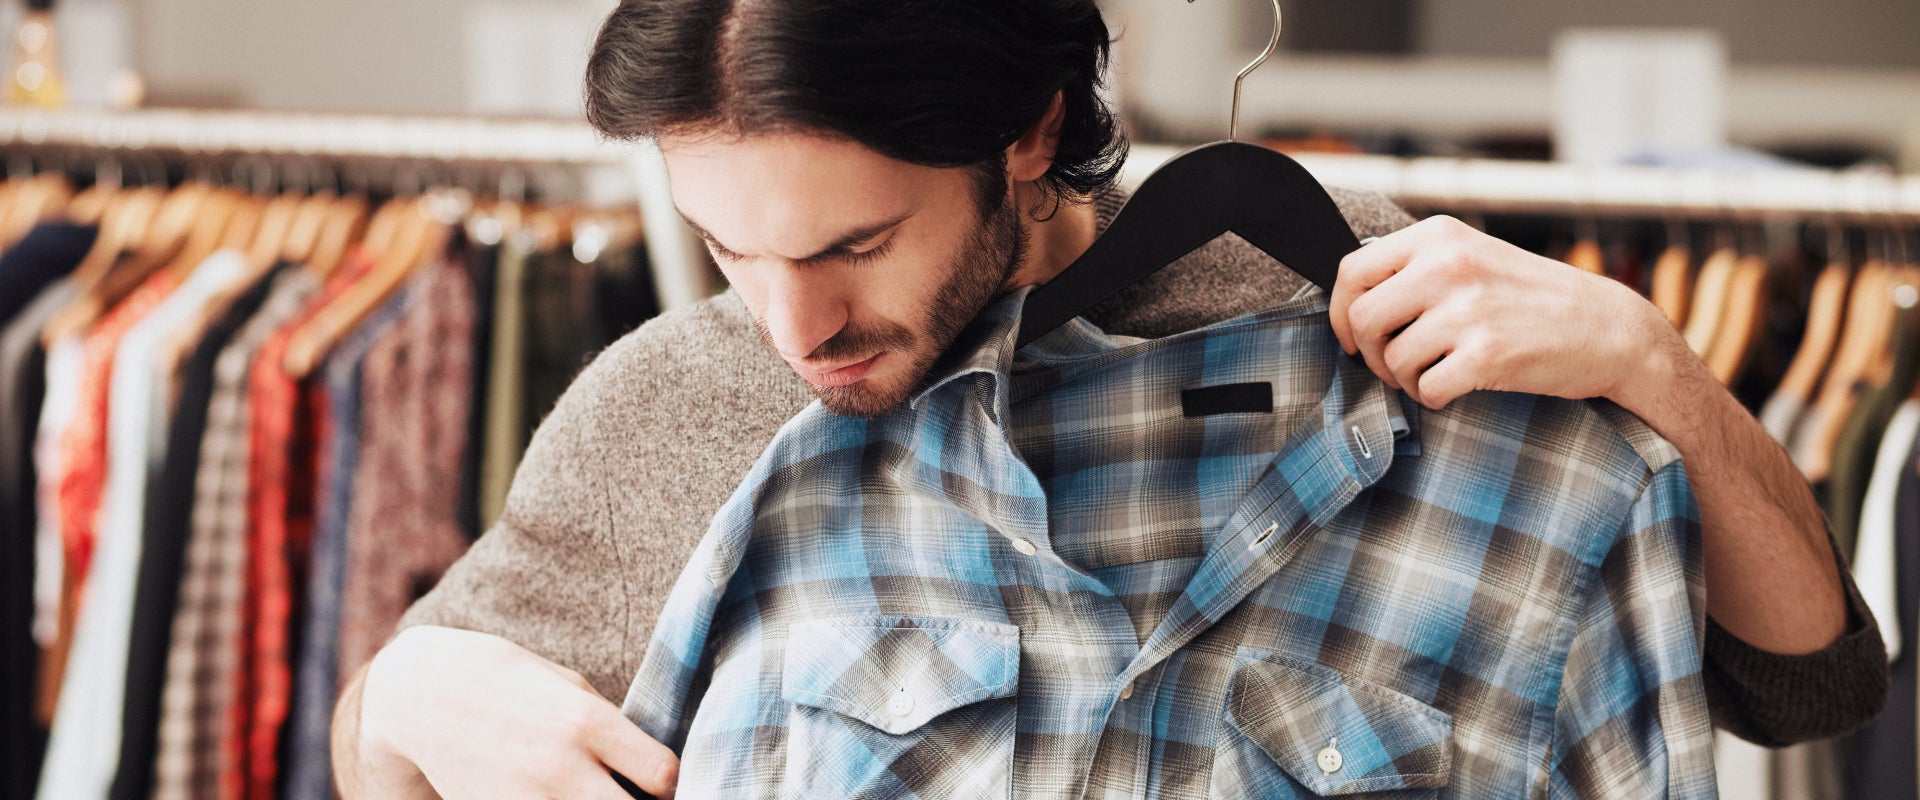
[756,183,1029,419]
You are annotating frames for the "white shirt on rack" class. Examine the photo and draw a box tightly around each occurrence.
[1853,398,1918,665]
[36,250,248,800]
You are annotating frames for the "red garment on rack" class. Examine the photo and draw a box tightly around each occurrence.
[54,269,184,602]
[223,251,372,800]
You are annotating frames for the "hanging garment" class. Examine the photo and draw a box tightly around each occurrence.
[622,284,1714,798]
[110,265,284,800]
[1855,399,1918,663]
[1846,418,1920,800]
[0,278,78,800]
[336,257,477,685]
[36,251,246,800]
[150,267,321,800]
[29,333,81,725]
[226,252,377,800]
[282,289,409,800]
[52,269,187,602]
[456,237,498,540]
[478,234,531,530]
[0,222,97,328]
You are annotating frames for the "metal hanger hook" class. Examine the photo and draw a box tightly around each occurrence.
[1229,0,1283,142]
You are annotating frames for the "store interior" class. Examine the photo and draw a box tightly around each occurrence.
[2,1,1919,798]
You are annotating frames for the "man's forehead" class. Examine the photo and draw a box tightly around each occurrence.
[659,131,936,254]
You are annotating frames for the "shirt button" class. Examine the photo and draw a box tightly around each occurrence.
[1011,538,1037,556]
[1317,741,1343,774]
[1119,681,1135,700]
[888,689,914,718]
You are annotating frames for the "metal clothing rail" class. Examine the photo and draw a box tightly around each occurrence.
[0,108,717,310]
[1126,144,1920,221]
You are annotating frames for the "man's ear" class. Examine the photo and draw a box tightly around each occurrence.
[1005,90,1065,184]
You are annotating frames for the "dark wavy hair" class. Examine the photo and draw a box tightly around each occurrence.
[583,0,1128,213]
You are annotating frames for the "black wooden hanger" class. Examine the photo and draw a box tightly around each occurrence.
[1017,0,1361,348]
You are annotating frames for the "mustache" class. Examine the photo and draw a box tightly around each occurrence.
[755,315,918,363]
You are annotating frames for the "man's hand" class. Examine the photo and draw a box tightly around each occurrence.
[1329,215,1663,411]
[1327,214,1848,655]
[336,625,680,799]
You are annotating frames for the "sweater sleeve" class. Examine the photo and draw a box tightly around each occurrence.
[392,330,636,700]
[1702,532,1890,746]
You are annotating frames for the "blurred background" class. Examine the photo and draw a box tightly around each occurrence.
[1,2,1917,799]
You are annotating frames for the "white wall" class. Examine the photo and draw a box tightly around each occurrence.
[1416,0,1920,69]
[126,0,611,114]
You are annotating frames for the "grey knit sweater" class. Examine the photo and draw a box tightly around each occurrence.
[399,187,1886,747]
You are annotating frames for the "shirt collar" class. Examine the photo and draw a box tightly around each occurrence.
[906,285,1034,422]
[904,282,1418,491]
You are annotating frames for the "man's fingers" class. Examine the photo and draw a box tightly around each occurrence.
[1346,265,1438,388]
[1415,346,1484,411]
[1380,314,1456,407]
[1329,222,1434,353]
[585,702,680,799]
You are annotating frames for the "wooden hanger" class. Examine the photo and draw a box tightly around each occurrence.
[1803,259,1896,480]
[0,172,70,248]
[40,185,163,344]
[1772,257,1853,408]
[1649,219,1692,327]
[64,174,121,227]
[281,193,449,378]
[1563,219,1605,275]
[1681,236,1740,357]
[307,194,370,278]
[280,191,334,266]
[1704,248,1769,385]
[159,187,243,281]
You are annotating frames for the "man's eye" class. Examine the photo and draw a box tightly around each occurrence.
[843,237,897,266]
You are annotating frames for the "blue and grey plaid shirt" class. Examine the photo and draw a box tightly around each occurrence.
[623,283,1715,798]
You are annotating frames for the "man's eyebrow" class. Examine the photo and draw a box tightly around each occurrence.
[677,210,910,263]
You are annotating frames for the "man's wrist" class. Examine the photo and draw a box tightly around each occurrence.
[1606,317,1707,440]
[342,634,434,796]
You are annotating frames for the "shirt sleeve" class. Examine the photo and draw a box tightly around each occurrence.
[1701,531,1889,747]
[1550,459,1716,799]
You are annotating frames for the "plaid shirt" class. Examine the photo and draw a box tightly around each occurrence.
[623,284,1715,799]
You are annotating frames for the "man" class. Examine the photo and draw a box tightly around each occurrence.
[335,1,1887,797]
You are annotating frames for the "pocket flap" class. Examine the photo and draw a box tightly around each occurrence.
[1226,650,1453,795]
[783,616,1019,736]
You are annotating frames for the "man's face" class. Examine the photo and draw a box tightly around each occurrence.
[662,132,1028,418]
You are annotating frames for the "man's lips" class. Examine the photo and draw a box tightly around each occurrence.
[793,353,881,387]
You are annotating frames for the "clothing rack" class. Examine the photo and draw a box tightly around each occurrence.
[1125,144,1920,221]
[13,110,1916,318]
[0,108,716,311]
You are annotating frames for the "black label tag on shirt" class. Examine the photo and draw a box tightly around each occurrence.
[1181,383,1273,417]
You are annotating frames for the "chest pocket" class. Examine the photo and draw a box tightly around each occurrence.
[1211,648,1453,798]
[781,615,1019,800]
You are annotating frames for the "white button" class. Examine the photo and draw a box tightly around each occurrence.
[1316,743,1343,774]
[1119,681,1135,700]
[1011,538,1037,556]
[888,689,914,717]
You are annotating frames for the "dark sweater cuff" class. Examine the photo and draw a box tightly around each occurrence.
[1702,535,1890,746]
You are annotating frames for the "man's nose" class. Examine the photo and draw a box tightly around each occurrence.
[763,271,848,362]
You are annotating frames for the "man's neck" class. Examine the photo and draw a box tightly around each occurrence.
[1004,195,1100,290]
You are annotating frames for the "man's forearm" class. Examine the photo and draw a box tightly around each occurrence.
[332,662,440,799]
[1612,332,1848,654]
